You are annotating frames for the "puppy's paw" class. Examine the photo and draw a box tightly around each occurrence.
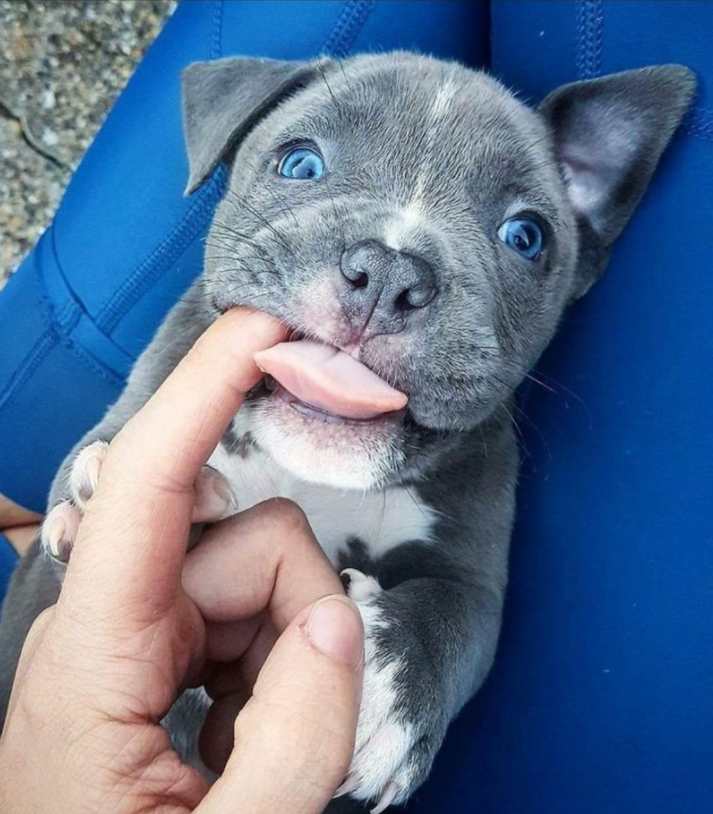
[68,440,109,509]
[338,570,439,813]
[41,500,83,563]
[41,440,109,563]
[41,440,234,564]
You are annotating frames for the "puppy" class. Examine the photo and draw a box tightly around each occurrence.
[0,53,694,812]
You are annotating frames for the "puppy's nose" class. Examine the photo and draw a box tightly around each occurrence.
[338,240,438,333]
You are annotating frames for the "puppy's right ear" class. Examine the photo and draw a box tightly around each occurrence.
[182,57,329,194]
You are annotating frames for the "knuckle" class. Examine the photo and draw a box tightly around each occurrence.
[262,497,312,537]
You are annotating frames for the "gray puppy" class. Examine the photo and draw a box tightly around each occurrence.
[0,52,694,812]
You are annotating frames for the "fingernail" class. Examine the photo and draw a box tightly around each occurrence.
[195,468,237,520]
[212,472,237,511]
[305,595,364,670]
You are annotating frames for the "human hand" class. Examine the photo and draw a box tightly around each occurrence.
[0,309,364,814]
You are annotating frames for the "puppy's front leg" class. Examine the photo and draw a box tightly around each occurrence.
[335,567,503,813]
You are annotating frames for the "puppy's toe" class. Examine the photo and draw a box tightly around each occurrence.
[69,440,109,508]
[341,568,381,601]
[41,501,82,563]
[192,465,237,523]
[370,781,402,814]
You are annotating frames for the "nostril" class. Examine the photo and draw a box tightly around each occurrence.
[396,284,438,311]
[340,243,372,290]
[350,270,369,289]
[341,260,370,289]
[395,289,415,312]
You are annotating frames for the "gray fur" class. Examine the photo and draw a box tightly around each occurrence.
[183,57,333,193]
[0,53,694,811]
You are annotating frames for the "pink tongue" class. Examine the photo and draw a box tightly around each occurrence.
[254,340,408,420]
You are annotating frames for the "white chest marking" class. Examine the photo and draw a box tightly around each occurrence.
[208,443,436,566]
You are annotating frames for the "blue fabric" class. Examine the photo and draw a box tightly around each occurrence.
[0,535,18,612]
[410,3,713,813]
[0,2,711,813]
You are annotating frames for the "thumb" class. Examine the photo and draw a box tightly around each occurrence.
[198,595,364,814]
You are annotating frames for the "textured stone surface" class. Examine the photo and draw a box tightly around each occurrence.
[0,0,176,283]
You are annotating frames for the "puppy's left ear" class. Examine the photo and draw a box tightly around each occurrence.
[540,65,696,297]
[182,57,331,194]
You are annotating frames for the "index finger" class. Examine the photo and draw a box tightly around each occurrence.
[63,308,286,620]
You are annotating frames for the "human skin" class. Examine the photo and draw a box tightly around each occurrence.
[0,308,364,814]
[0,494,39,555]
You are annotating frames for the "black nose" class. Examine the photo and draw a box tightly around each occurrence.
[338,240,438,334]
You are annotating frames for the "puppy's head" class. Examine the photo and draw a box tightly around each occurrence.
[182,53,694,489]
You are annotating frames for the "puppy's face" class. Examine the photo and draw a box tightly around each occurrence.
[183,54,693,489]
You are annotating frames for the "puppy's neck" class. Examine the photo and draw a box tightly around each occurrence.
[208,411,438,569]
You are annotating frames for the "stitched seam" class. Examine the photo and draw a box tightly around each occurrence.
[45,227,129,383]
[210,0,223,59]
[321,0,376,58]
[0,262,121,415]
[54,323,126,386]
[0,331,54,414]
[38,258,124,386]
[49,225,88,332]
[95,166,227,334]
[3,261,75,410]
[576,0,604,80]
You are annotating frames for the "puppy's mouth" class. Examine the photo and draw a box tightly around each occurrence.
[254,335,407,424]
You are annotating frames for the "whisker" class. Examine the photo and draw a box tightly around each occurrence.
[524,372,557,394]
[317,59,341,112]
[223,190,296,255]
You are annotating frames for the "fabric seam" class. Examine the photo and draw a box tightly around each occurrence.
[576,0,604,80]
[37,252,125,387]
[321,0,376,59]
[210,0,223,59]
[0,330,54,415]
[94,165,227,334]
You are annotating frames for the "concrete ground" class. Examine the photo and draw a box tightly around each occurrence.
[0,0,175,286]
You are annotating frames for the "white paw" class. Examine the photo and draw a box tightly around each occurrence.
[69,440,109,509]
[42,440,109,561]
[41,500,82,562]
[41,441,233,563]
[337,569,419,813]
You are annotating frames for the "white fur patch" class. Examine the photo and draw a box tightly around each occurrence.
[383,79,458,253]
[69,440,109,509]
[335,571,417,809]
[208,432,435,566]
[384,202,425,253]
[430,78,458,121]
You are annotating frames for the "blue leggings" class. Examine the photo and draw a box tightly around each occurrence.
[1,2,711,812]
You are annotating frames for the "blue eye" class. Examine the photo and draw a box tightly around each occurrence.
[278,147,325,180]
[497,217,544,261]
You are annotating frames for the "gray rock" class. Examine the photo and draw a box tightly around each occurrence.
[0,0,176,283]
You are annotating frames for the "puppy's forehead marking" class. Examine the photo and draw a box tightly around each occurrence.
[384,202,424,252]
[429,77,459,120]
[383,79,458,252]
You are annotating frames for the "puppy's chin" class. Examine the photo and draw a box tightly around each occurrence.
[247,393,405,491]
